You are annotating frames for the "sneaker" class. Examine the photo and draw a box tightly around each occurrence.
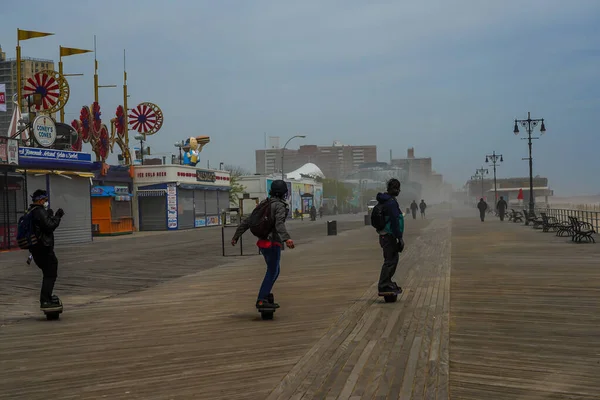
[267,293,280,308]
[40,302,62,311]
[256,299,277,310]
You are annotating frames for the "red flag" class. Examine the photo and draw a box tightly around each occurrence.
[517,188,524,200]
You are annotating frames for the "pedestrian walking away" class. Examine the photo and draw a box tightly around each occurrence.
[496,196,508,221]
[231,179,295,310]
[419,199,427,219]
[477,198,488,222]
[22,189,65,309]
[410,200,418,220]
[371,178,405,295]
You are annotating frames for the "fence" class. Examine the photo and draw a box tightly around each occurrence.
[537,207,600,232]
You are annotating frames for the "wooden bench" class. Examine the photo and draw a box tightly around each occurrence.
[539,212,568,233]
[508,209,523,223]
[523,209,543,229]
[568,216,596,243]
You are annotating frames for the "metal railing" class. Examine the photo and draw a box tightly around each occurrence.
[537,207,600,232]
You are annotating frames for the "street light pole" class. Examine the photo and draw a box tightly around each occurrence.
[135,135,145,164]
[485,151,503,205]
[474,167,488,199]
[281,134,306,180]
[513,112,546,214]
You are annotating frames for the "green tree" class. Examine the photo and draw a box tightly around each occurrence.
[223,164,249,206]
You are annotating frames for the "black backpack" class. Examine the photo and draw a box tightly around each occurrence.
[371,202,387,231]
[17,210,39,250]
[249,199,274,239]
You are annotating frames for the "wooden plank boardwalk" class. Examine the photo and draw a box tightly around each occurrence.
[450,217,600,400]
[2,210,599,399]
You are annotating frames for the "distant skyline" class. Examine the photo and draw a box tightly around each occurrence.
[1,0,599,195]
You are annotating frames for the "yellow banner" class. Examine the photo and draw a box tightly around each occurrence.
[18,29,54,41]
[60,46,92,57]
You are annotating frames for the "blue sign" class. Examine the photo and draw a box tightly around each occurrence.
[18,147,93,170]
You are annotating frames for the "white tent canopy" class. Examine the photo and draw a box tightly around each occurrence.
[286,163,325,180]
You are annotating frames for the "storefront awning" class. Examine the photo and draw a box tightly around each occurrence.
[18,169,95,178]
[178,183,230,191]
[137,189,167,197]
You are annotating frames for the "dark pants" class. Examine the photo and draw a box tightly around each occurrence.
[30,246,58,304]
[498,210,506,221]
[378,235,399,292]
[420,211,425,219]
[480,210,486,222]
[258,245,281,301]
[411,210,417,219]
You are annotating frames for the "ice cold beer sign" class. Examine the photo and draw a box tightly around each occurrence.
[32,115,57,148]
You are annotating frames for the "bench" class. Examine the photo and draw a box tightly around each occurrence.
[567,216,596,243]
[508,209,523,223]
[539,212,568,233]
[523,209,543,229]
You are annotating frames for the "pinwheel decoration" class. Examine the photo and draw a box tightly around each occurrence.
[128,102,163,136]
[23,70,70,113]
[114,105,125,138]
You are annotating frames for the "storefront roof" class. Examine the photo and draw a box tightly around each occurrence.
[18,169,95,178]
[137,182,230,191]
[18,147,94,171]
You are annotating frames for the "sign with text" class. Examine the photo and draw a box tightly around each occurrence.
[32,115,57,147]
[196,169,216,183]
[0,84,6,112]
[18,147,92,163]
[0,138,19,165]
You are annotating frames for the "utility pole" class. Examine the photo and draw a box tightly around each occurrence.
[485,151,503,205]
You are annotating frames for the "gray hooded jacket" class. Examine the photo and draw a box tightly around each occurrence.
[232,197,291,244]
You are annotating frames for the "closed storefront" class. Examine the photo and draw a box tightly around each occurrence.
[177,189,194,229]
[139,191,167,231]
[133,165,231,231]
[0,172,27,250]
[18,147,95,246]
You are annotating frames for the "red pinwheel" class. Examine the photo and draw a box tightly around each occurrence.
[114,105,125,138]
[91,102,102,135]
[128,102,163,135]
[98,125,110,160]
[22,70,69,113]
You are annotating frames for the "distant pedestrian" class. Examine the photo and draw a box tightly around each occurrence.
[496,196,508,221]
[410,200,418,220]
[318,206,324,219]
[477,198,488,222]
[310,205,317,221]
[419,200,427,219]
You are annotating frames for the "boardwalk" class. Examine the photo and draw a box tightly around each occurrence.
[1,211,599,399]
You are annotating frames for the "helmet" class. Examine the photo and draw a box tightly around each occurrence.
[269,180,288,198]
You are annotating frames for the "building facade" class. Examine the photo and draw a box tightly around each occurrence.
[0,46,55,136]
[255,142,377,179]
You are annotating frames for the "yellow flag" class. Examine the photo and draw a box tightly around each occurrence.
[60,46,92,57]
[18,29,54,41]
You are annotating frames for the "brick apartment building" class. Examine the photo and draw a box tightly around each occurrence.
[255,142,377,179]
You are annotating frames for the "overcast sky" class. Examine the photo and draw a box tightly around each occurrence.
[2,0,599,195]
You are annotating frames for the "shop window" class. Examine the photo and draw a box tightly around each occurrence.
[111,200,132,220]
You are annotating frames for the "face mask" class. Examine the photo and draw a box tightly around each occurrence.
[43,201,49,209]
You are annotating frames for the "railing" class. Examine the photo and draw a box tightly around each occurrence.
[537,207,600,232]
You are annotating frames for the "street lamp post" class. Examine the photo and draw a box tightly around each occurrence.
[513,112,546,214]
[174,140,184,164]
[485,151,503,206]
[135,135,145,165]
[473,166,488,199]
[281,135,306,180]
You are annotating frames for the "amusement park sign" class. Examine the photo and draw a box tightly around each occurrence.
[32,115,56,147]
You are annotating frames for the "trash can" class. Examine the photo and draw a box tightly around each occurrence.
[327,220,337,236]
[364,214,370,226]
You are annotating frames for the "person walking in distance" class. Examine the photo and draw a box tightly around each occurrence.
[26,190,65,309]
[419,199,427,219]
[410,200,418,220]
[477,198,488,222]
[496,196,508,221]
[231,180,294,310]
[372,179,404,295]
